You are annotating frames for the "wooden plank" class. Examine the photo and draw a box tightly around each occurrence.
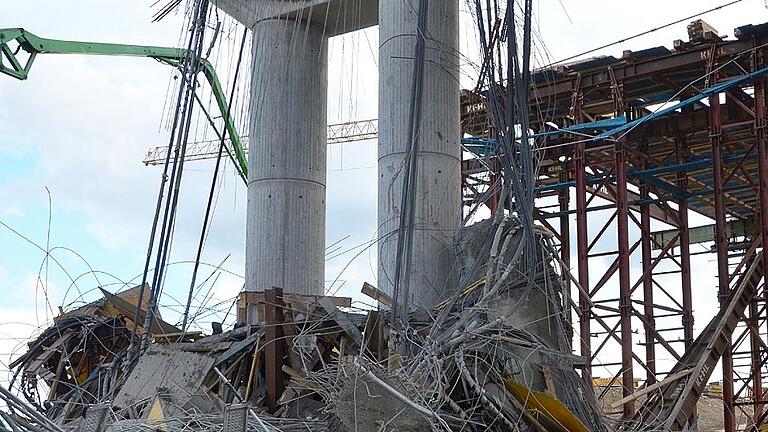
[289,293,351,308]
[152,331,203,341]
[264,288,285,412]
[281,309,302,370]
[281,365,322,391]
[363,311,387,363]
[244,340,260,401]
[610,369,693,408]
[239,291,351,309]
[47,354,67,401]
[99,288,183,335]
[318,297,363,347]
[13,332,75,370]
[214,329,263,367]
[361,282,392,306]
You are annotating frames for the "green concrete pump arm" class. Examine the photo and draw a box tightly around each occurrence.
[0,28,248,182]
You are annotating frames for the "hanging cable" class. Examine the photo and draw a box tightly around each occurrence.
[547,0,743,67]
[130,0,212,358]
[391,0,430,328]
[141,0,212,350]
[180,26,249,333]
[126,0,211,362]
[514,0,537,285]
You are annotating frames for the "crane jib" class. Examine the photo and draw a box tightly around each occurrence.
[0,28,248,182]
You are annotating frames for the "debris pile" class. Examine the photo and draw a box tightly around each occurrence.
[0,218,606,431]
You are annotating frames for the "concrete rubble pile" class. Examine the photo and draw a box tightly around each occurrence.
[0,218,607,431]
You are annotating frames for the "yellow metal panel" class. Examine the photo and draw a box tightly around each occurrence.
[504,379,590,432]
[146,396,169,431]
[147,397,165,423]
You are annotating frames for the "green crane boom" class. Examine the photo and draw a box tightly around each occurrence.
[0,28,248,182]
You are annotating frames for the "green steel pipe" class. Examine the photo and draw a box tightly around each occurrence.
[0,28,248,181]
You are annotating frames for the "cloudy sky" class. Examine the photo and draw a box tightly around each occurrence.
[0,0,766,382]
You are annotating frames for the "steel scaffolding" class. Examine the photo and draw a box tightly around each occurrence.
[460,22,768,430]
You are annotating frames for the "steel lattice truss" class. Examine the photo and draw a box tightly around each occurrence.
[460,22,768,431]
[143,119,379,165]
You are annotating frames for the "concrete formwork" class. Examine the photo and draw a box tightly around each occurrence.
[378,0,462,308]
[246,19,328,295]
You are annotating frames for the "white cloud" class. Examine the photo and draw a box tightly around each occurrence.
[2,207,25,218]
[0,0,761,390]
[0,308,54,383]
[86,221,131,251]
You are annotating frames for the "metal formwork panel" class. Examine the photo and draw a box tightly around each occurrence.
[223,403,248,432]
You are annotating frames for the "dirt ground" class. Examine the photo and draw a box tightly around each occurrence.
[596,385,756,431]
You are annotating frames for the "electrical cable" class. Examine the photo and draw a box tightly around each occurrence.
[548,0,744,67]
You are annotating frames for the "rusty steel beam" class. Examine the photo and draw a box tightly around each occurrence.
[753,52,768,425]
[623,253,765,431]
[639,151,657,386]
[575,145,592,386]
[574,116,592,385]
[749,299,764,427]
[530,38,755,104]
[676,138,695,349]
[570,81,593,386]
[711,86,737,432]
[616,136,635,419]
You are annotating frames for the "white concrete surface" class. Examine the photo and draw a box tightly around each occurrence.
[377,0,462,308]
[211,0,378,36]
[246,18,327,295]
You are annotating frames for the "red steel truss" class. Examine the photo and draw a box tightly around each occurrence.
[460,22,768,431]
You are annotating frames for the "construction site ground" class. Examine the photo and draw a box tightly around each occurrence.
[597,386,755,431]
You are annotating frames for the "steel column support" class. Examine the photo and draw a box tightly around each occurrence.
[639,156,656,385]
[711,88,736,432]
[616,137,635,418]
[676,134,695,432]
[612,77,634,417]
[572,83,591,386]
[489,172,500,215]
[753,62,768,425]
[559,169,573,344]
[676,136,694,348]
[575,143,591,385]
[749,299,763,427]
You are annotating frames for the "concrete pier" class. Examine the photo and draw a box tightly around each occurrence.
[246,19,328,295]
[378,0,462,308]
[211,0,461,309]
[209,1,378,322]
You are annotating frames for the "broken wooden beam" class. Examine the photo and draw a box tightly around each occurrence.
[237,291,352,324]
[318,297,363,348]
[264,288,285,412]
[361,282,392,307]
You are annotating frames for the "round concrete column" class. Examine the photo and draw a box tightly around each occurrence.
[247,19,327,296]
[378,0,461,308]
